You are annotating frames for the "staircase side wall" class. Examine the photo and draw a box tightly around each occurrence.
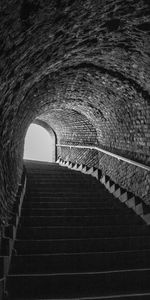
[58,146,150,205]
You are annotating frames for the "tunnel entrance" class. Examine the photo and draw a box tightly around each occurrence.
[23,123,56,162]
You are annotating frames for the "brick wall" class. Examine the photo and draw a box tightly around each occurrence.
[38,109,98,146]
[58,146,150,204]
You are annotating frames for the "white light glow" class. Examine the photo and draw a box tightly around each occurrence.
[24,124,53,162]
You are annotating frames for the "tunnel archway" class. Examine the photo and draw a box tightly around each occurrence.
[23,122,56,162]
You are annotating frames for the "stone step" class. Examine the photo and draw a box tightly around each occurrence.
[14,235,150,255]
[21,207,133,217]
[17,225,150,240]
[27,181,100,185]
[23,194,115,204]
[27,171,88,176]
[27,191,104,197]
[19,214,143,227]
[24,194,113,201]
[10,249,150,275]
[7,269,150,299]
[22,201,120,209]
[26,184,101,189]
[27,174,89,177]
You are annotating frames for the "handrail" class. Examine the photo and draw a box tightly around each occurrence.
[56,144,150,171]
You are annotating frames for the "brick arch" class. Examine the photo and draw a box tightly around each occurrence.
[37,109,98,146]
[36,109,99,165]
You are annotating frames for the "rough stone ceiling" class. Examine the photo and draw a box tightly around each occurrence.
[0,0,150,160]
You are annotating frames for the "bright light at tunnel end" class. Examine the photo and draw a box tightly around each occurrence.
[23,124,53,162]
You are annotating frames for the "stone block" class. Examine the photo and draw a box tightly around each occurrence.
[135,203,143,216]
[100,176,106,184]
[119,191,128,203]
[141,213,150,225]
[86,167,94,175]
[125,197,136,209]
[91,169,99,180]
[113,187,121,198]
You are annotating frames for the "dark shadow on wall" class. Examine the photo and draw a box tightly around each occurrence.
[20,0,41,30]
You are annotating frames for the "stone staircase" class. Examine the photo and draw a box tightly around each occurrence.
[6,161,150,299]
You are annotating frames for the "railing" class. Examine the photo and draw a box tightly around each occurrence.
[0,166,27,299]
[56,144,150,172]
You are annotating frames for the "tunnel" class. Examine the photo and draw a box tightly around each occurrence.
[0,0,150,298]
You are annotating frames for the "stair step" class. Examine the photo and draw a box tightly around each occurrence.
[27,180,99,183]
[27,193,105,198]
[24,196,115,202]
[17,225,150,240]
[27,183,101,187]
[22,202,120,210]
[27,173,96,178]
[22,199,130,206]
[27,186,102,190]
[27,175,90,180]
[21,208,134,217]
[19,215,142,226]
[10,250,150,274]
[14,236,150,255]
[5,294,150,300]
[7,269,150,299]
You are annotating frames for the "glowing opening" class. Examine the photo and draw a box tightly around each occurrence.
[24,124,55,162]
